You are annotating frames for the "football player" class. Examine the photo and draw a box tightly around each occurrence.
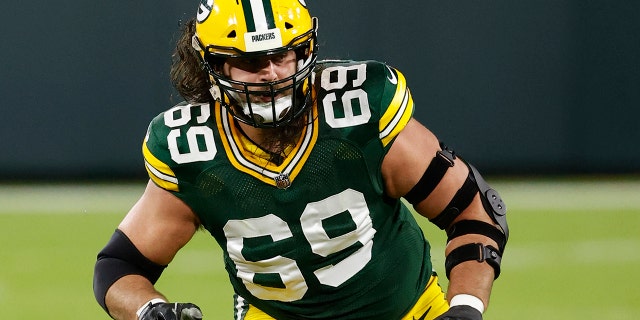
[93,1,508,319]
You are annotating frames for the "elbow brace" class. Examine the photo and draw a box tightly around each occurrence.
[443,162,508,279]
[93,229,167,314]
[404,143,509,278]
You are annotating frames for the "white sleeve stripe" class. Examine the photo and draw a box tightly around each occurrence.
[379,89,410,140]
[145,160,179,184]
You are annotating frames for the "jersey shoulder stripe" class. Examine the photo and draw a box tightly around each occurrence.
[143,132,179,191]
[379,65,414,146]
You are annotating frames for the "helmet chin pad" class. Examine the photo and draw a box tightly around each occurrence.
[232,91,293,125]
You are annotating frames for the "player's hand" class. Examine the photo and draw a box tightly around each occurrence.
[434,305,482,320]
[138,302,203,320]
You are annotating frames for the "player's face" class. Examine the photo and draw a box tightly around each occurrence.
[222,51,297,102]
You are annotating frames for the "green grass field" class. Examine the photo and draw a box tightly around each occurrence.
[1,177,639,319]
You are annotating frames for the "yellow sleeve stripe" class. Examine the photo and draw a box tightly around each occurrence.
[380,69,407,129]
[380,90,414,147]
[379,69,414,147]
[142,140,179,191]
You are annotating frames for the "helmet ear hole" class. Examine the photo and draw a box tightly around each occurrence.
[285,22,293,29]
[227,30,236,38]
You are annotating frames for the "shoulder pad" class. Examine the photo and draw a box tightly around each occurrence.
[142,102,214,192]
[314,60,414,148]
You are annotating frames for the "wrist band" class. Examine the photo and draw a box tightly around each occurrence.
[136,298,167,319]
[450,294,485,314]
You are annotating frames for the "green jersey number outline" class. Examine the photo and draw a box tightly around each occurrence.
[223,188,377,302]
[164,103,216,164]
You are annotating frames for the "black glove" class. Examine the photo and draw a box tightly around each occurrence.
[138,302,203,320]
[434,305,482,320]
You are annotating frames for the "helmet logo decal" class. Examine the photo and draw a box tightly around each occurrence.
[196,0,214,23]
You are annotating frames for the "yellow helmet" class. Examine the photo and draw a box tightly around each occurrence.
[192,0,319,128]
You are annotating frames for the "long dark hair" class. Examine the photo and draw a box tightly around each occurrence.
[170,18,210,103]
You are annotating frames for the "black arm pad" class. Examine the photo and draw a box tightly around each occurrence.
[93,229,167,314]
[447,219,507,252]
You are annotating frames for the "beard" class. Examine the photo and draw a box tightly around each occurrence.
[256,110,309,165]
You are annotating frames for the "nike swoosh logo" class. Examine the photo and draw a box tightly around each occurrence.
[386,65,398,84]
[414,306,432,320]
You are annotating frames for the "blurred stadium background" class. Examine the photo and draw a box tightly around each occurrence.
[1,0,638,319]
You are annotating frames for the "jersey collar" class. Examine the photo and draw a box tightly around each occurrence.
[215,103,318,188]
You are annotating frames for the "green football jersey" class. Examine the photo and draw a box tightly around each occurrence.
[143,60,433,319]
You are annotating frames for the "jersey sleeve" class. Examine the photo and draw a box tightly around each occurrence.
[314,59,415,151]
[142,112,181,192]
[376,63,415,148]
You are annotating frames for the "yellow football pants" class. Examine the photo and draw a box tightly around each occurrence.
[237,274,449,320]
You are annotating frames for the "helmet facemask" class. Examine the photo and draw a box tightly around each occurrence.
[196,17,318,128]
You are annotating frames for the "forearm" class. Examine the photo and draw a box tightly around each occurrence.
[446,260,495,309]
[444,229,499,310]
[97,182,200,319]
[105,275,167,320]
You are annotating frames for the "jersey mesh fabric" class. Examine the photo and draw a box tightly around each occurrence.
[143,60,432,319]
